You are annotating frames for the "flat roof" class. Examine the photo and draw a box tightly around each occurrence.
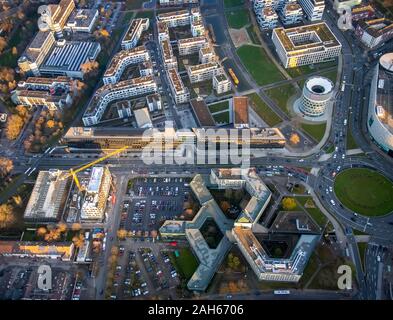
[233,96,249,125]
[190,98,216,127]
[66,9,98,29]
[104,46,148,78]
[123,18,149,43]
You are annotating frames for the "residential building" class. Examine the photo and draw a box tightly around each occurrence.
[160,39,178,70]
[187,62,223,83]
[157,21,169,42]
[146,93,163,112]
[256,7,279,30]
[82,76,157,126]
[279,3,303,26]
[191,20,205,37]
[272,22,342,68]
[121,18,149,50]
[139,61,153,77]
[199,46,215,64]
[103,46,150,85]
[168,68,190,104]
[213,73,232,95]
[157,10,190,28]
[178,36,208,56]
[298,0,325,21]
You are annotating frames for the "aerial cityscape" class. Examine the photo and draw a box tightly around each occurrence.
[0,0,392,304]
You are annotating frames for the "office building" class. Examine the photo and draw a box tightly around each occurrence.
[121,18,150,50]
[300,76,334,117]
[82,76,157,126]
[272,22,342,68]
[168,68,190,104]
[187,62,223,83]
[213,73,232,95]
[37,0,75,35]
[178,36,208,56]
[81,166,112,221]
[103,46,150,85]
[298,0,325,21]
[64,9,99,33]
[18,31,56,76]
[367,53,393,154]
[24,169,71,222]
[355,18,393,49]
[40,40,101,79]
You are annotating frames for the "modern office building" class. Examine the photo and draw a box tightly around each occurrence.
[18,31,56,76]
[157,10,191,28]
[37,0,75,36]
[178,37,208,56]
[82,76,157,126]
[300,76,334,117]
[40,40,101,79]
[298,0,325,21]
[367,53,393,154]
[160,39,178,70]
[121,18,150,50]
[272,22,342,68]
[64,8,99,33]
[103,46,150,85]
[213,73,232,95]
[187,62,223,83]
[355,18,393,49]
[81,166,112,221]
[168,68,190,104]
[24,169,71,222]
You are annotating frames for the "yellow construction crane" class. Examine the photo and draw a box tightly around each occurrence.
[62,146,128,191]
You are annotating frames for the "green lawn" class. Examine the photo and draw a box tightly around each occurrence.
[125,0,145,9]
[247,93,282,126]
[224,0,245,7]
[245,25,261,45]
[237,45,284,85]
[213,111,230,124]
[265,84,297,115]
[334,168,393,216]
[297,196,327,228]
[300,123,327,142]
[135,10,155,19]
[208,100,230,113]
[171,248,199,280]
[225,9,250,29]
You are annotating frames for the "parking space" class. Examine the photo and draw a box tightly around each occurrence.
[125,177,191,236]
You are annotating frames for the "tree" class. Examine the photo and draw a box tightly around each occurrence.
[5,114,25,140]
[46,120,55,128]
[0,67,15,83]
[36,227,47,237]
[282,197,297,211]
[57,222,67,233]
[117,229,127,240]
[0,37,7,53]
[0,157,13,177]
[0,204,15,229]
[289,133,300,145]
[11,47,17,55]
[220,201,230,214]
[72,234,85,248]
[100,29,110,37]
[80,61,99,76]
[71,223,82,231]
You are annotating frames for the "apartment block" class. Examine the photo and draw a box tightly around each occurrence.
[178,36,208,56]
[213,73,232,95]
[187,62,223,83]
[121,18,149,50]
[168,68,190,104]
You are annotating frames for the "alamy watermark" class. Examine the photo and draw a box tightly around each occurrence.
[337,5,353,31]
[37,265,52,291]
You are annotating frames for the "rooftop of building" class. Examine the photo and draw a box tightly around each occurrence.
[273,22,341,54]
[190,98,216,127]
[122,18,149,43]
[159,220,186,235]
[157,9,189,20]
[233,96,249,125]
[66,8,98,29]
[168,68,187,94]
[358,18,393,37]
[178,36,207,45]
[0,241,74,260]
[134,107,152,128]
[188,62,219,73]
[376,54,393,134]
[104,46,148,78]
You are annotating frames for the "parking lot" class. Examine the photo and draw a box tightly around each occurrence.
[123,177,191,236]
[111,242,180,299]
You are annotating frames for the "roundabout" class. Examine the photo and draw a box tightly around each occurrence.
[334,168,393,217]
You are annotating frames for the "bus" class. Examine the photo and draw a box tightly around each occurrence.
[228,68,239,86]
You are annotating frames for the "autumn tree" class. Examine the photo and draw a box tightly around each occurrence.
[11,47,17,55]
[57,222,67,233]
[72,234,85,248]
[46,120,55,129]
[0,204,15,229]
[80,61,99,76]
[36,227,47,237]
[0,37,7,53]
[117,229,127,240]
[220,201,230,214]
[289,133,300,145]
[0,157,13,177]
[71,223,82,231]
[5,114,24,140]
[282,197,297,211]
